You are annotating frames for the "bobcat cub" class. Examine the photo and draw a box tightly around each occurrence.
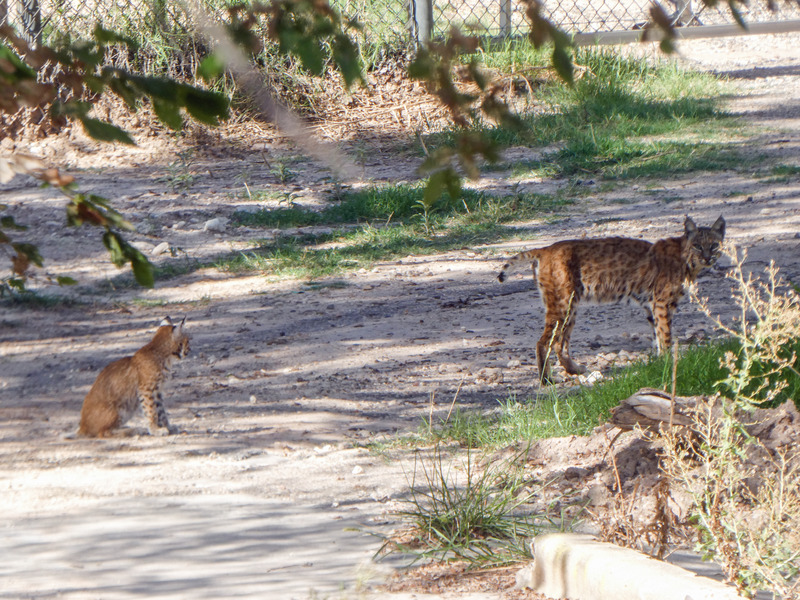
[78,316,190,437]
[497,216,725,383]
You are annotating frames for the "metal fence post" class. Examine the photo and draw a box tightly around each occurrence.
[499,0,512,36]
[411,0,433,44]
[19,0,42,47]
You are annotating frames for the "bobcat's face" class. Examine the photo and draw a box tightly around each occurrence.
[685,215,725,272]
[174,334,190,358]
[171,319,190,359]
[159,315,190,359]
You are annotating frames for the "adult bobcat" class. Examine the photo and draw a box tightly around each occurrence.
[77,316,190,437]
[497,216,725,383]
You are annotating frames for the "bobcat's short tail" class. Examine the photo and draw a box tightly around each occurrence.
[497,249,541,282]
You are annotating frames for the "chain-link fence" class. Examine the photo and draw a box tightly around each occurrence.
[430,0,800,39]
[2,0,800,53]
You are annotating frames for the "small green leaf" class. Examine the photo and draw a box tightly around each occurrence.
[727,0,748,29]
[92,24,139,50]
[102,231,127,266]
[56,276,77,286]
[443,168,461,200]
[1,216,27,230]
[102,231,154,287]
[331,34,363,88]
[0,42,36,83]
[7,277,25,291]
[129,252,154,288]
[79,117,135,145]
[292,38,325,76]
[12,242,44,267]
[409,49,436,80]
[130,75,177,100]
[423,170,447,208]
[659,38,676,54]
[198,53,226,82]
[152,98,184,131]
[107,76,140,109]
[551,45,574,85]
[181,86,229,126]
[54,100,91,118]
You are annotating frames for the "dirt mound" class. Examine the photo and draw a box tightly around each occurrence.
[522,393,800,556]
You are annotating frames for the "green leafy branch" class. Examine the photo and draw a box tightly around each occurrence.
[408,31,524,217]
[1,24,229,142]
[199,0,364,89]
[66,193,154,288]
[0,21,232,292]
[0,156,153,291]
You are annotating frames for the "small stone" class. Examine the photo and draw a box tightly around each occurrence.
[204,217,229,232]
[249,395,257,404]
[564,466,589,480]
[579,370,604,386]
[352,465,364,475]
[587,483,612,506]
[151,241,170,256]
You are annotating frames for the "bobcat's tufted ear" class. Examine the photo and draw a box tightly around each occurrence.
[684,216,698,236]
[177,317,186,331]
[159,316,174,328]
[711,215,726,238]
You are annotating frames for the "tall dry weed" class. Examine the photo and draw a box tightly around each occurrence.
[661,243,800,598]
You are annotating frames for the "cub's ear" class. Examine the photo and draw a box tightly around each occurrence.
[159,316,174,328]
[711,215,726,238]
[684,215,698,235]
[177,317,186,330]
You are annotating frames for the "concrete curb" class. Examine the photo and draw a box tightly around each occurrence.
[516,533,747,600]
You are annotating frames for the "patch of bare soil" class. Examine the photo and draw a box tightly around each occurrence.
[1,32,800,599]
[381,562,537,599]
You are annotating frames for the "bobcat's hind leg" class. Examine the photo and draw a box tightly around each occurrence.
[538,297,584,384]
[537,313,584,383]
[556,311,585,376]
[536,322,557,385]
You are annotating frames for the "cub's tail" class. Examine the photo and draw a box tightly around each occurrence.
[497,249,541,283]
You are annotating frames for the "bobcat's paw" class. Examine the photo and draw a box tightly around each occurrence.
[148,425,172,437]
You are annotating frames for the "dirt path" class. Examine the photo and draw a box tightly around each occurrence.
[1,33,800,599]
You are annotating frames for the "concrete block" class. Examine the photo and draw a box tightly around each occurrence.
[516,533,747,600]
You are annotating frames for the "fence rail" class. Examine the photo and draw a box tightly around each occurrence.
[2,0,800,55]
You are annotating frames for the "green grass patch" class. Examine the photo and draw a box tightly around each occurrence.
[233,184,487,228]
[427,45,747,182]
[217,221,506,278]
[84,185,569,288]
[416,337,800,448]
[223,186,573,278]
[381,445,550,567]
[754,163,800,184]
[0,290,86,309]
[232,184,573,229]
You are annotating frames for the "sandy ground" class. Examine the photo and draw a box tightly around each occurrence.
[1,33,800,600]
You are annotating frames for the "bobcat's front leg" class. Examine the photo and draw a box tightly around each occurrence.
[141,386,172,436]
[155,391,178,434]
[652,299,677,355]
